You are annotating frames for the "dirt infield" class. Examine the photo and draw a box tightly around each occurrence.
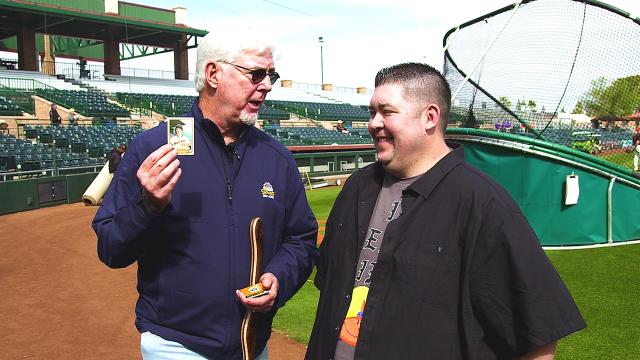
[0,203,306,359]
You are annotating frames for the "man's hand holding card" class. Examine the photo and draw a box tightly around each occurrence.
[236,273,279,313]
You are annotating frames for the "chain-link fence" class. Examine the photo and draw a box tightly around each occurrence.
[444,0,640,171]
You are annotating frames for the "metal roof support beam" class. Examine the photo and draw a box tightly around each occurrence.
[186,34,200,50]
[119,43,169,60]
[52,36,102,54]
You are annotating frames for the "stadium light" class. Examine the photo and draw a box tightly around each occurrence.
[318,36,324,84]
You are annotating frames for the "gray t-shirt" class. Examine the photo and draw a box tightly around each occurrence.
[334,173,418,360]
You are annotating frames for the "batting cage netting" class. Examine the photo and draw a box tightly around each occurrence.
[443,0,640,169]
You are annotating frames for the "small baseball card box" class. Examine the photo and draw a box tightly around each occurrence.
[167,117,195,155]
[240,283,270,298]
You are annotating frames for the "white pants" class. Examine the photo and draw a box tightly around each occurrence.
[634,145,640,171]
[141,331,269,360]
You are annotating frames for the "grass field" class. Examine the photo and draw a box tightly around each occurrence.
[601,151,635,170]
[272,186,640,358]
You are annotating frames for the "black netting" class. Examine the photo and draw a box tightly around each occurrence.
[444,0,640,166]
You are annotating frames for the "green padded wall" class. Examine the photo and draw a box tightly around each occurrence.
[462,141,635,246]
[66,172,99,203]
[0,172,98,215]
[0,178,39,215]
[611,184,640,243]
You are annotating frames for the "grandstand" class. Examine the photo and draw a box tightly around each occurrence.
[0,62,374,183]
[0,33,376,185]
[0,0,380,217]
[0,71,378,191]
[0,123,142,179]
[0,64,375,213]
[263,125,372,146]
[0,95,21,116]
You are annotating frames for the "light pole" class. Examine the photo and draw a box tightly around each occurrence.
[318,36,324,84]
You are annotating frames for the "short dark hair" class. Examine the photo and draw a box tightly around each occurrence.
[374,63,451,128]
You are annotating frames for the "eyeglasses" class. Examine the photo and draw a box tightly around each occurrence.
[221,62,280,85]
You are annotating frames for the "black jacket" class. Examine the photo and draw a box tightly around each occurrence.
[306,143,585,360]
[49,109,61,125]
[107,149,121,173]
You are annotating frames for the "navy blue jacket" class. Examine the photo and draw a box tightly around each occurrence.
[93,101,318,359]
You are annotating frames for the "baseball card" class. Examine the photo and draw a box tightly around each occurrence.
[240,283,270,298]
[167,117,195,155]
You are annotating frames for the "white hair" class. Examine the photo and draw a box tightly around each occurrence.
[240,110,257,126]
[195,27,276,92]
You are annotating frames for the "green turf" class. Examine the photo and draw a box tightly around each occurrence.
[305,185,342,220]
[546,245,640,359]
[601,151,634,169]
[272,187,340,342]
[272,268,319,343]
[273,187,640,358]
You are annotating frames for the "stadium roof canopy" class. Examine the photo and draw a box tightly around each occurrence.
[0,0,208,79]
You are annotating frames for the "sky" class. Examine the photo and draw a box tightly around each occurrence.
[118,0,640,89]
[1,0,637,90]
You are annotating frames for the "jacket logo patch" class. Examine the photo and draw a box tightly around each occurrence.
[261,182,275,199]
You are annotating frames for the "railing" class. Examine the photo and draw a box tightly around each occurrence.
[0,165,103,182]
[3,58,368,91]
[293,150,376,177]
[15,120,101,137]
[0,84,34,114]
[0,77,49,92]
[0,77,72,113]
[116,93,155,117]
[268,101,324,126]
[0,76,130,118]
[33,59,195,81]
[121,67,195,80]
[292,82,363,94]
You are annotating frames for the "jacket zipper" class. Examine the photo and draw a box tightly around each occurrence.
[223,145,240,202]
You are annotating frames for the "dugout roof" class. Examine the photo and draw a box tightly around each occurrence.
[0,0,207,50]
[0,0,207,78]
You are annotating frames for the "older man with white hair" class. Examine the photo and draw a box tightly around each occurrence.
[93,27,318,360]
